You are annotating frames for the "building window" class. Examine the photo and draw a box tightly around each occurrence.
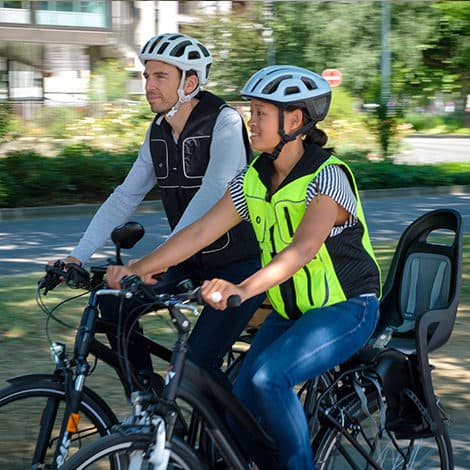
[9,61,43,100]
[0,58,8,100]
[56,1,73,12]
[3,1,23,8]
[0,0,29,24]
[35,0,109,28]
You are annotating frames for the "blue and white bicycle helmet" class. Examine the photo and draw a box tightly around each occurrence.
[241,65,331,159]
[139,33,212,85]
[241,65,331,122]
[139,33,212,117]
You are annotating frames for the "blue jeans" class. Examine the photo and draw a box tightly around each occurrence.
[99,257,265,388]
[231,295,380,470]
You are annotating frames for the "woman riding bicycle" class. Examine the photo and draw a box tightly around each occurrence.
[107,65,381,470]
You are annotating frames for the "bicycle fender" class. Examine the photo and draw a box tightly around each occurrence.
[6,373,63,386]
[5,373,119,426]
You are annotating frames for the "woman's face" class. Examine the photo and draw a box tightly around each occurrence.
[248,99,281,153]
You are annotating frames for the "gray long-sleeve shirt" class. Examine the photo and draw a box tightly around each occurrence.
[70,106,248,264]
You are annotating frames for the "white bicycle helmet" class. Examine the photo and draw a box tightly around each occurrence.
[241,65,331,121]
[139,33,212,85]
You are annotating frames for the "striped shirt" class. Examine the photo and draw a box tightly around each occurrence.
[229,164,357,237]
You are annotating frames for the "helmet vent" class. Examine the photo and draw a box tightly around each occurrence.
[250,78,263,93]
[188,51,202,60]
[262,75,292,95]
[155,42,169,55]
[302,77,318,90]
[141,40,151,55]
[198,44,211,58]
[285,86,300,95]
[171,40,192,57]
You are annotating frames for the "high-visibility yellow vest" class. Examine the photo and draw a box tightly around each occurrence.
[243,148,380,319]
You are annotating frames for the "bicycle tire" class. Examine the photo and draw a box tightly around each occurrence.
[0,376,118,469]
[62,432,208,469]
[313,390,453,470]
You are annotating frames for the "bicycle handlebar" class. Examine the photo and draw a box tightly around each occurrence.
[38,261,92,294]
[38,262,242,310]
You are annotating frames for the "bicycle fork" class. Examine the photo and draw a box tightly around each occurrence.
[54,295,98,468]
[54,370,88,467]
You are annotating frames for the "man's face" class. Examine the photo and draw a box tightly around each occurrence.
[143,61,180,114]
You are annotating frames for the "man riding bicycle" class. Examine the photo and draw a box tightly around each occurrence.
[52,33,264,389]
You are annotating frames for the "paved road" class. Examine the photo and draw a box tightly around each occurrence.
[0,189,469,277]
[0,189,469,468]
[395,136,470,165]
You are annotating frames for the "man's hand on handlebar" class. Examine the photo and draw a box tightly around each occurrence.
[39,259,90,293]
[47,256,82,268]
[42,256,83,289]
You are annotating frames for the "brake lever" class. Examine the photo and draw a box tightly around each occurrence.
[38,261,66,294]
[64,263,91,290]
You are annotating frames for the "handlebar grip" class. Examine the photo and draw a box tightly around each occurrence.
[227,295,241,308]
[194,289,240,307]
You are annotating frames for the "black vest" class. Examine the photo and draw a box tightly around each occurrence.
[150,91,259,269]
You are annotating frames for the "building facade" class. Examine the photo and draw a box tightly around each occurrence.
[0,1,234,112]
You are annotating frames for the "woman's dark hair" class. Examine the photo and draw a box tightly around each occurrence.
[286,105,333,151]
[304,124,328,147]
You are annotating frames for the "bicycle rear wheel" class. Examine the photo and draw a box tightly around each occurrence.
[314,390,453,469]
[62,432,207,469]
[0,376,118,469]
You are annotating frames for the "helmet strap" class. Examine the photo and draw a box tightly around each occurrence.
[165,71,200,119]
[268,110,314,161]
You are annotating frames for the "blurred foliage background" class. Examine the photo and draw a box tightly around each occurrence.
[0,0,469,208]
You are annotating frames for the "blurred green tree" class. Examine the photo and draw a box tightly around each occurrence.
[88,59,131,103]
[182,8,267,101]
[182,1,469,114]
[0,102,12,140]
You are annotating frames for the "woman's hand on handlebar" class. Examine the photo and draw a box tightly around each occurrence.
[106,264,158,289]
[201,279,244,310]
[106,265,133,289]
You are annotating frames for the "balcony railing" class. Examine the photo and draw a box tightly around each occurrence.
[0,1,110,29]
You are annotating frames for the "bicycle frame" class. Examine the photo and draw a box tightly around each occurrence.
[97,281,390,470]
[8,260,174,468]
[104,279,279,470]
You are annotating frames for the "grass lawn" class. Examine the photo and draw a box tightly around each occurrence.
[0,237,469,423]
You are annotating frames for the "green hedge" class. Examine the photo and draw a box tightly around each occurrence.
[0,144,469,208]
[0,143,136,207]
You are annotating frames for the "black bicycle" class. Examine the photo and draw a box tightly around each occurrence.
[60,268,456,470]
[1,209,461,469]
[0,222,183,469]
[59,208,463,470]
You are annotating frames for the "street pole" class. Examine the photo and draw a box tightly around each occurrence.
[263,1,275,66]
[381,0,391,103]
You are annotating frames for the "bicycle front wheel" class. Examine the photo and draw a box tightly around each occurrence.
[62,432,207,469]
[0,376,118,469]
[314,391,453,469]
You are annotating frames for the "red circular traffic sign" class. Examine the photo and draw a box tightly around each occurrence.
[322,68,342,87]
